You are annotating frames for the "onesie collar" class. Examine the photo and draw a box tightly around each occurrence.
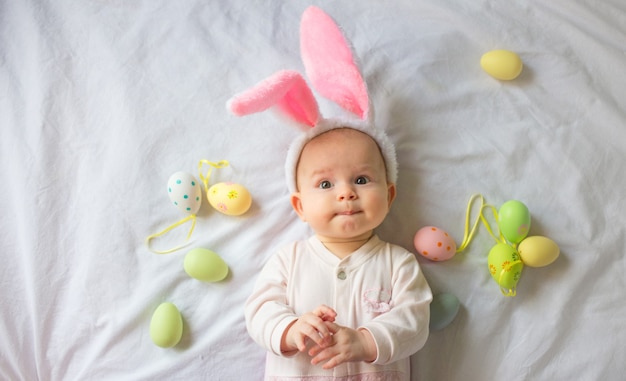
[308,234,382,269]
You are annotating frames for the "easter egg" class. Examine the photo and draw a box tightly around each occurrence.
[518,236,560,267]
[498,200,531,244]
[150,302,183,348]
[207,182,252,216]
[167,172,202,215]
[480,49,523,80]
[184,248,229,282]
[429,293,460,331]
[414,226,457,261]
[488,243,523,294]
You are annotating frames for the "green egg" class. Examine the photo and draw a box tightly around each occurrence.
[150,302,183,348]
[498,200,531,244]
[184,248,229,282]
[488,243,524,294]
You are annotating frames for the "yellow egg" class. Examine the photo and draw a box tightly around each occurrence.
[480,49,523,80]
[184,248,229,282]
[518,236,560,267]
[207,182,252,216]
[150,302,183,348]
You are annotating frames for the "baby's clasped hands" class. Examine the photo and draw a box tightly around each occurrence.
[282,305,337,353]
[282,305,378,370]
[309,322,377,370]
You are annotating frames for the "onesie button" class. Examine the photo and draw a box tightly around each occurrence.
[337,271,347,280]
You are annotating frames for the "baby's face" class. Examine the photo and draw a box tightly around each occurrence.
[291,128,396,243]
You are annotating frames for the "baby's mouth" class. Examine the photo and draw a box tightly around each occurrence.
[337,210,359,216]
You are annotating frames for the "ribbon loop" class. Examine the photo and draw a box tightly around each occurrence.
[198,160,229,194]
[456,193,506,253]
[145,214,197,254]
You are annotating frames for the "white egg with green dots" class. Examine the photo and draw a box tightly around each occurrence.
[167,172,202,215]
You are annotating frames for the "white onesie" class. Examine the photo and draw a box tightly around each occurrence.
[245,235,432,381]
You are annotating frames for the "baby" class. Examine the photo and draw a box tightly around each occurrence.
[245,126,432,380]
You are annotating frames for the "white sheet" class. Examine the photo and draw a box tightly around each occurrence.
[2,0,625,379]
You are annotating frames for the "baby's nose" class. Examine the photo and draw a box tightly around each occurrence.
[337,186,357,201]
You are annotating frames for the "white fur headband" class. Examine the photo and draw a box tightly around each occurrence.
[227,6,398,193]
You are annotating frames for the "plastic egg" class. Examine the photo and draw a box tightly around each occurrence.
[480,49,523,80]
[518,236,560,267]
[498,200,531,244]
[414,226,457,261]
[207,182,252,216]
[184,248,229,282]
[429,293,460,331]
[150,302,183,348]
[167,172,202,215]
[488,243,523,294]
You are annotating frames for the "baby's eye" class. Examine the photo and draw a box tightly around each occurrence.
[355,176,369,185]
[318,180,332,189]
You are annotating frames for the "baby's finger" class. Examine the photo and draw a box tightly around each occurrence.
[296,321,329,348]
[304,318,333,343]
[321,355,344,370]
[308,342,328,358]
[323,321,340,334]
[306,328,332,348]
[293,333,307,352]
[311,348,344,369]
[314,305,337,321]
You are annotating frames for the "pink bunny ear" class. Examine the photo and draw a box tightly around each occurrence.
[227,70,319,127]
[300,6,369,120]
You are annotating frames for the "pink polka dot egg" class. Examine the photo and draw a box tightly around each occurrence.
[414,226,457,261]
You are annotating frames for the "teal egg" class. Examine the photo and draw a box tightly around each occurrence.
[429,293,460,331]
[498,200,531,244]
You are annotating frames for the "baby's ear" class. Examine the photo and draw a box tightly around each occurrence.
[387,183,397,208]
[290,192,306,221]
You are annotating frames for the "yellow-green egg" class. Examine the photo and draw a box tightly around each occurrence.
[480,49,523,80]
[150,302,183,348]
[184,248,229,282]
[207,182,252,216]
[488,243,523,295]
[518,236,560,267]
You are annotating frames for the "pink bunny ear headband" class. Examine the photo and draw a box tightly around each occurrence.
[227,6,398,193]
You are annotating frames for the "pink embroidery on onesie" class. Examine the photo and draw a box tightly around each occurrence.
[362,288,393,313]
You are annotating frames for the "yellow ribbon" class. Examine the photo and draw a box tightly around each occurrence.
[456,194,505,253]
[198,159,229,196]
[145,214,197,254]
[498,259,523,297]
[500,286,517,297]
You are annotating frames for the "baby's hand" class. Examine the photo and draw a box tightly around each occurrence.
[308,323,377,369]
[281,305,337,353]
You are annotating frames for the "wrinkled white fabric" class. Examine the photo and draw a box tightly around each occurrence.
[1,0,626,380]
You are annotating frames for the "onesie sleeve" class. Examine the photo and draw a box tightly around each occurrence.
[244,245,299,356]
[361,249,432,365]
